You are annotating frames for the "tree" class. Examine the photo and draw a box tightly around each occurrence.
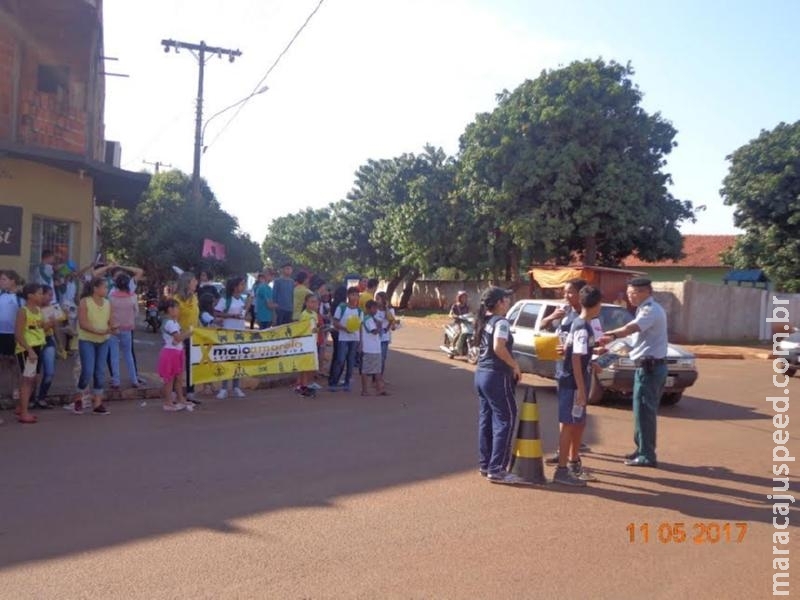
[721,121,800,292]
[457,59,696,276]
[101,170,261,285]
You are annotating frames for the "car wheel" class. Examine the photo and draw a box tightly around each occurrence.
[660,392,682,406]
[467,345,479,365]
[787,367,797,377]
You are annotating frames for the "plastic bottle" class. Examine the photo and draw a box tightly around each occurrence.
[571,402,584,419]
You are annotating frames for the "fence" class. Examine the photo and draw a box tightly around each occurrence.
[387,278,800,343]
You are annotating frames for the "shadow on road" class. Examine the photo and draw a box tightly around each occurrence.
[599,393,770,422]
[0,339,790,570]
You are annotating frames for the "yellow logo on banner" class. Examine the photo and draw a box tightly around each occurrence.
[189,320,318,385]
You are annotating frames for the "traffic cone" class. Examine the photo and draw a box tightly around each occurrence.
[509,385,547,484]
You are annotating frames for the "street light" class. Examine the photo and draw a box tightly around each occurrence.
[191,85,269,203]
[201,85,269,154]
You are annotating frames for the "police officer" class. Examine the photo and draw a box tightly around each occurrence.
[601,278,668,467]
[474,286,526,485]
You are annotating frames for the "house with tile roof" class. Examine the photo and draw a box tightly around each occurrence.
[620,235,738,284]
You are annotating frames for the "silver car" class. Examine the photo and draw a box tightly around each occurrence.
[507,299,698,405]
[777,329,800,377]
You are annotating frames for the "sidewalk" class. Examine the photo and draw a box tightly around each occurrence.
[0,326,296,409]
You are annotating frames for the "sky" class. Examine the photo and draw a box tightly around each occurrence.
[102,0,800,245]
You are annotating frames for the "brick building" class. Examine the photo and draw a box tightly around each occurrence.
[0,0,149,279]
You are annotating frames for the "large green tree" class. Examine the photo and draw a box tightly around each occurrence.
[101,170,261,284]
[457,59,696,276]
[721,121,800,292]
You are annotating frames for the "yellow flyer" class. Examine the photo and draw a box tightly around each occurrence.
[189,320,318,385]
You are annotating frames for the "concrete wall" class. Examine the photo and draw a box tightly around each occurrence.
[646,267,728,285]
[0,158,93,277]
[397,278,800,342]
[385,280,518,313]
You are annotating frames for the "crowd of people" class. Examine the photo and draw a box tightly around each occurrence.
[0,253,399,424]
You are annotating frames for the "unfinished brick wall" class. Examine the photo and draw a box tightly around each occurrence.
[0,0,102,157]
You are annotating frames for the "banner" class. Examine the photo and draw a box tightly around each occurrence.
[202,238,227,260]
[189,320,318,385]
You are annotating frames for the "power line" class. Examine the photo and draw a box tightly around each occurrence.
[204,0,326,151]
[160,38,243,204]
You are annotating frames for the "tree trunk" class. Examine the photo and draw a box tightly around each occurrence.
[384,267,410,305]
[584,235,597,266]
[398,269,420,309]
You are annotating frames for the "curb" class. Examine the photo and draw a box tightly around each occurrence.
[0,375,298,411]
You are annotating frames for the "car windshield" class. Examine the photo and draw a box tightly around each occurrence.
[598,306,633,331]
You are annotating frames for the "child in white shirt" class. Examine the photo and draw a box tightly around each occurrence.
[158,300,193,412]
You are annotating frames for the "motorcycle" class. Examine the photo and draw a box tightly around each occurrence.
[440,314,479,364]
[145,298,161,333]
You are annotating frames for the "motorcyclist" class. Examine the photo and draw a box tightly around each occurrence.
[448,291,470,352]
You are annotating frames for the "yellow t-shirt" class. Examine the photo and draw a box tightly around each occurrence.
[175,294,199,333]
[15,306,45,353]
[292,285,311,321]
[358,291,374,311]
[78,297,110,343]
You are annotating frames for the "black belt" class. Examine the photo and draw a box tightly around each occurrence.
[634,357,667,367]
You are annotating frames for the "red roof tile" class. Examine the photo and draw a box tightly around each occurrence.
[621,235,738,268]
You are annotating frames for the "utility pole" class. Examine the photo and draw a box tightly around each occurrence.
[143,159,172,174]
[160,39,242,205]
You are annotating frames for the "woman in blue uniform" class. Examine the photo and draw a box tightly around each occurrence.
[474,286,526,485]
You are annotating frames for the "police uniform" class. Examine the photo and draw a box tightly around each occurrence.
[627,288,668,465]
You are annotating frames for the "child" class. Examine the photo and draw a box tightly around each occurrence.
[108,273,140,389]
[213,277,250,399]
[359,300,387,396]
[14,283,46,423]
[552,285,602,487]
[329,286,362,392]
[0,270,23,402]
[296,293,322,396]
[158,300,194,412]
[34,285,62,409]
[374,292,396,377]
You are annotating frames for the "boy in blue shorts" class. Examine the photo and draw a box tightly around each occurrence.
[553,285,602,487]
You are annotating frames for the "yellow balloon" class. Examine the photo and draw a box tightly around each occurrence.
[345,314,361,333]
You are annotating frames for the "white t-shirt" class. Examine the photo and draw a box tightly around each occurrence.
[162,318,183,350]
[215,296,246,330]
[376,308,395,343]
[0,292,20,334]
[361,314,382,354]
[334,303,362,342]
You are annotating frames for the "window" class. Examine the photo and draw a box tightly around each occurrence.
[29,217,75,278]
[37,65,69,94]
[515,303,541,329]
[506,305,521,326]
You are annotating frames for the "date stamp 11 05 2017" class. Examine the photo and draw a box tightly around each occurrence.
[627,522,749,544]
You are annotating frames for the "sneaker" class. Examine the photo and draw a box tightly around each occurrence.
[232,388,245,398]
[545,452,560,465]
[340,383,351,392]
[92,403,110,415]
[568,460,597,481]
[72,398,83,414]
[487,471,530,486]
[328,385,339,393]
[163,403,185,412]
[308,382,322,390]
[216,389,228,400]
[186,392,196,402]
[553,466,587,487]
[479,468,489,477]
[300,386,316,397]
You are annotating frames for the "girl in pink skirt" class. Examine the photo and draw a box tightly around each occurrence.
[158,300,194,412]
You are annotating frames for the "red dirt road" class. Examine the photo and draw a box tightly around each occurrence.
[0,322,796,599]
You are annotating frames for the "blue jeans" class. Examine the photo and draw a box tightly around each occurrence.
[475,368,518,474]
[37,336,56,400]
[78,339,110,395]
[380,341,389,374]
[632,363,668,462]
[108,330,138,386]
[330,340,358,386]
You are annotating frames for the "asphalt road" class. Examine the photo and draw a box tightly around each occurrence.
[0,321,797,599]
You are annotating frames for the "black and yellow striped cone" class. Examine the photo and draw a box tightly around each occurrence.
[509,385,547,484]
